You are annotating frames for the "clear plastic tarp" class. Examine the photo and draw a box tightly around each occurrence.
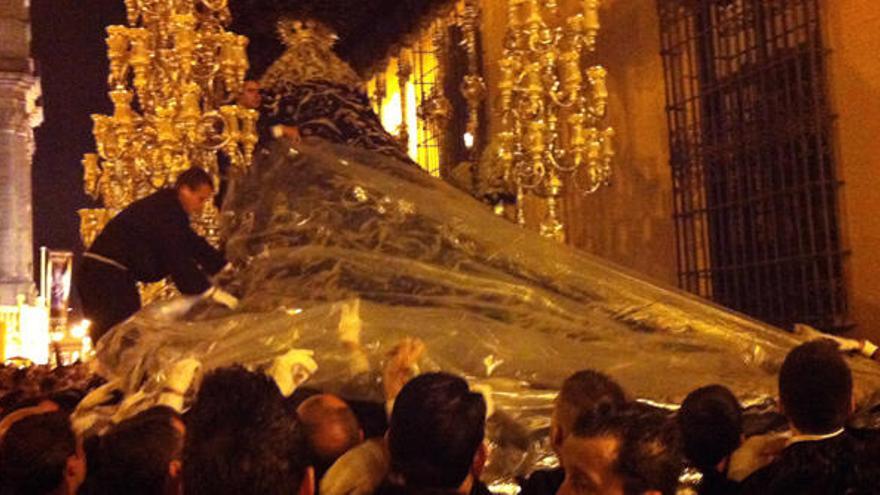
[94,140,880,481]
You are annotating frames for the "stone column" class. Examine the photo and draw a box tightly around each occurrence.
[0,0,42,305]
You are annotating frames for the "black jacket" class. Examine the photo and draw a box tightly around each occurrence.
[89,189,226,294]
[697,470,740,495]
[740,431,874,495]
[519,468,564,495]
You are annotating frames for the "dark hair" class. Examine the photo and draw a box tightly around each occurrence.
[388,372,486,490]
[618,412,682,495]
[677,385,742,472]
[39,375,59,394]
[0,411,77,495]
[175,167,214,191]
[573,407,682,495]
[297,395,362,478]
[779,340,853,434]
[183,366,309,495]
[557,370,627,435]
[11,367,28,386]
[0,390,26,414]
[90,406,183,495]
[48,389,86,414]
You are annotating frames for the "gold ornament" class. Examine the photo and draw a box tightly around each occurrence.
[491,0,614,242]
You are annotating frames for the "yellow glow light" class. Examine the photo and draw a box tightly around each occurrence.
[2,304,51,364]
[70,320,90,339]
[381,89,403,137]
[463,132,475,149]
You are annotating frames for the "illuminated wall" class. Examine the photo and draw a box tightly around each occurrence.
[1,302,49,364]
[479,0,677,285]
[825,0,880,339]
[367,0,880,336]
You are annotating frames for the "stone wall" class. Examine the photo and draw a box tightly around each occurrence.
[824,0,880,339]
[0,0,41,304]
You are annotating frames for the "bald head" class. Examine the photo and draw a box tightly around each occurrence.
[296,394,363,474]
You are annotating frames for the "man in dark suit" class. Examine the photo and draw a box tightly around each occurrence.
[741,340,874,494]
[215,79,300,209]
[75,167,237,341]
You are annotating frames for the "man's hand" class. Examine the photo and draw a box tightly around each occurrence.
[727,432,790,481]
[282,126,301,144]
[382,337,425,402]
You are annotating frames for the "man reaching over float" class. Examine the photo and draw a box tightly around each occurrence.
[75,166,238,341]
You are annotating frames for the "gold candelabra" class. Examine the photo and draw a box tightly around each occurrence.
[459,0,487,159]
[80,0,257,250]
[495,0,614,242]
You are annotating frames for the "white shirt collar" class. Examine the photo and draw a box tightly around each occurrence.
[787,427,845,446]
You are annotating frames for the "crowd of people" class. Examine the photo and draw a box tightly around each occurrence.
[0,336,879,495]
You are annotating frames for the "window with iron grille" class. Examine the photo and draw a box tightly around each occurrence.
[658,0,847,331]
[412,29,443,177]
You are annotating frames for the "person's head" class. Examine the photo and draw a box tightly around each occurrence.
[779,340,853,434]
[0,411,86,495]
[175,167,215,214]
[11,367,39,398]
[388,372,486,493]
[558,407,681,495]
[48,389,85,415]
[677,385,742,473]
[237,79,262,110]
[296,394,363,479]
[552,370,627,454]
[91,406,185,495]
[184,366,312,495]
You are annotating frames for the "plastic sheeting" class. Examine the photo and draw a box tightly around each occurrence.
[95,140,880,481]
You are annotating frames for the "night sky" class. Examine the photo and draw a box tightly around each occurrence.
[30,0,126,265]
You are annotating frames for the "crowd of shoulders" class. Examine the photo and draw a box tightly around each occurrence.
[2,334,880,495]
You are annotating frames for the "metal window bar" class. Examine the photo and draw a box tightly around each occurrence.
[658,0,847,331]
[413,33,442,176]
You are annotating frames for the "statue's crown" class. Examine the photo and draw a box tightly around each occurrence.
[277,18,338,49]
